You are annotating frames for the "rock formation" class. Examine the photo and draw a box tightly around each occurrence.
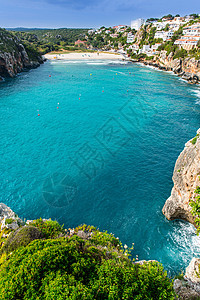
[0,203,23,230]
[141,51,200,84]
[162,129,200,226]
[0,28,44,79]
[162,130,200,299]
[174,258,200,299]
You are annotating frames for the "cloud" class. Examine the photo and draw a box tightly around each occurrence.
[31,0,145,11]
[38,0,100,9]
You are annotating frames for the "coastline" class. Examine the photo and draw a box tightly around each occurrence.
[129,58,200,85]
[44,52,125,60]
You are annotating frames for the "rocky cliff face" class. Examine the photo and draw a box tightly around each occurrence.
[0,28,44,79]
[142,51,200,84]
[162,129,200,226]
[174,258,200,299]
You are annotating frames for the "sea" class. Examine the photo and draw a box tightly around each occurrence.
[1,59,200,275]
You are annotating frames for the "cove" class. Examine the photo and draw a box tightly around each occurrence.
[0,59,200,275]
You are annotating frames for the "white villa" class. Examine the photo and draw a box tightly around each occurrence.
[175,22,200,49]
[154,30,174,41]
[127,32,135,43]
[183,24,200,35]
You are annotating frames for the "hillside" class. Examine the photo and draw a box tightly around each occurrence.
[11,28,89,54]
[83,15,200,83]
[0,28,44,79]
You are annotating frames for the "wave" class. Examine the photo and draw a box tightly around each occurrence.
[190,88,200,104]
[50,60,129,66]
[169,222,200,262]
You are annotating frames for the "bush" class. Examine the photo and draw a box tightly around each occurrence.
[5,218,14,225]
[173,48,188,59]
[30,218,64,239]
[1,226,43,254]
[0,235,175,300]
[191,134,199,145]
[190,186,200,234]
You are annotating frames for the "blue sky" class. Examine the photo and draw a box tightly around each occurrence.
[0,0,199,28]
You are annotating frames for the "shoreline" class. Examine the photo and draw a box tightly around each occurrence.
[44,52,125,61]
[130,58,200,85]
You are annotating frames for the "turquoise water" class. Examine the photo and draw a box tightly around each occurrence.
[1,59,200,274]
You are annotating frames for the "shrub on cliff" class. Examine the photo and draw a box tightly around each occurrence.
[1,226,43,254]
[190,186,200,235]
[173,48,188,59]
[30,218,65,238]
[0,227,175,300]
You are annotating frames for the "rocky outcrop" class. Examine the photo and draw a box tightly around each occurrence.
[174,258,200,299]
[162,129,200,225]
[141,51,200,84]
[162,130,200,299]
[0,28,44,79]
[0,203,23,231]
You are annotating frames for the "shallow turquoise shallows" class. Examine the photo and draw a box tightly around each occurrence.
[1,59,200,274]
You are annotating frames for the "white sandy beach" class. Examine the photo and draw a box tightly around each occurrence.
[44,52,125,60]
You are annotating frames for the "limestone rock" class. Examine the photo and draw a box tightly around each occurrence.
[76,230,93,240]
[162,129,200,226]
[174,258,200,299]
[0,29,44,79]
[0,203,23,230]
[185,258,200,285]
[174,279,200,299]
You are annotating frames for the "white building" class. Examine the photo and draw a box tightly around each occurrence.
[154,30,174,41]
[183,24,200,36]
[151,43,162,50]
[154,31,167,41]
[142,45,151,52]
[153,22,166,30]
[167,30,174,39]
[174,38,198,49]
[88,29,95,35]
[131,19,145,30]
[128,44,139,52]
[127,32,135,43]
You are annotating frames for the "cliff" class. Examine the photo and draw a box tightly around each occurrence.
[162,129,200,298]
[162,129,200,225]
[0,28,44,79]
[142,52,200,84]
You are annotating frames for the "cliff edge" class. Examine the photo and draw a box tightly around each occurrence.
[162,129,200,226]
[0,28,44,79]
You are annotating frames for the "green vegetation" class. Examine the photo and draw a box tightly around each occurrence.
[0,28,20,52]
[5,218,14,225]
[1,226,43,254]
[175,271,184,280]
[11,28,89,54]
[157,41,178,56]
[171,27,183,43]
[173,48,188,59]
[191,134,199,145]
[0,221,175,299]
[0,27,42,63]
[190,186,200,234]
[30,218,65,238]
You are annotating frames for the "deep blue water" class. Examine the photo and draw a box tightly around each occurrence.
[1,59,200,275]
